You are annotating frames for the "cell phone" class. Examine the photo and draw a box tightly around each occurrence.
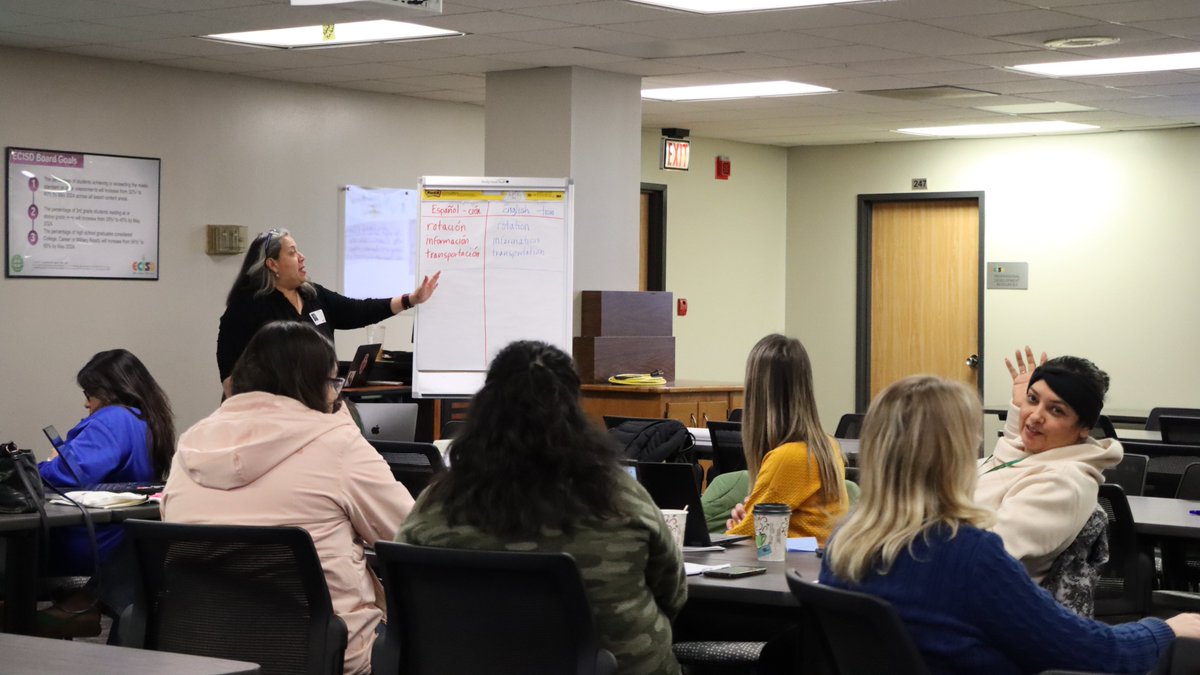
[703,565,767,579]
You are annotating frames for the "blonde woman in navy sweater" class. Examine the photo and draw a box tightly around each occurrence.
[820,376,1200,674]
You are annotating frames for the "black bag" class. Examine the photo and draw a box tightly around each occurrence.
[609,420,696,464]
[1,441,44,514]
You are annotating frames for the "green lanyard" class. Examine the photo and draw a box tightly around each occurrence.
[982,455,1026,474]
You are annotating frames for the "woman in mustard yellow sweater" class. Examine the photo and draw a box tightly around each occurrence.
[725,334,848,544]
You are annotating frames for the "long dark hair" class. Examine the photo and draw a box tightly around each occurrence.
[225,228,314,305]
[231,321,338,413]
[422,340,625,537]
[77,350,176,479]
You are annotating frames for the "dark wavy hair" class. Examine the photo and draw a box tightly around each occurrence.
[231,321,339,413]
[225,228,314,305]
[422,340,625,538]
[77,349,176,479]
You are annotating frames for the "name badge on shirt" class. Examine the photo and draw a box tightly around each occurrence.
[309,309,327,326]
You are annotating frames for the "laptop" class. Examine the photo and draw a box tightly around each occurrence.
[619,458,640,482]
[636,461,749,547]
[353,402,419,443]
[344,344,383,388]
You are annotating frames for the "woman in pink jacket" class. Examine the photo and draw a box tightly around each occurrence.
[163,321,413,675]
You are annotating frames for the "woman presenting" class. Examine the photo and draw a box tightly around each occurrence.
[217,228,439,396]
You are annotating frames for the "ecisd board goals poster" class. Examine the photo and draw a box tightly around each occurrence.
[6,147,160,280]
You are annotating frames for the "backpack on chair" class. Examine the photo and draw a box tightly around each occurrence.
[608,420,696,464]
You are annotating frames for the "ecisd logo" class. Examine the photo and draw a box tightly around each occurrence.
[131,259,155,273]
[10,255,24,273]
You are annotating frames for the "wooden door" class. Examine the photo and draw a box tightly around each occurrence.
[859,196,982,407]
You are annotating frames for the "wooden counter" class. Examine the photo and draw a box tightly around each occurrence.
[581,381,743,426]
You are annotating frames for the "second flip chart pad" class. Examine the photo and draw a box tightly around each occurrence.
[414,177,573,395]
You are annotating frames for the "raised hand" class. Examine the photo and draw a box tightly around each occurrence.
[1005,345,1047,405]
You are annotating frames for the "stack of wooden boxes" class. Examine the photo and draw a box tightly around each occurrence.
[573,290,675,384]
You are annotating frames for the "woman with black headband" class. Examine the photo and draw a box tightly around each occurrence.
[976,346,1122,587]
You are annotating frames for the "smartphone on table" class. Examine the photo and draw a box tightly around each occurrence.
[702,565,767,579]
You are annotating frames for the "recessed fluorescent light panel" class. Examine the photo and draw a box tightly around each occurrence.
[896,121,1098,137]
[1012,51,1200,77]
[642,80,833,101]
[203,19,460,49]
[974,102,1095,114]
[629,0,876,13]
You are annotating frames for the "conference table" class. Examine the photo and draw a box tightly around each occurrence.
[684,540,821,607]
[1,500,161,635]
[0,633,260,674]
[1128,496,1200,539]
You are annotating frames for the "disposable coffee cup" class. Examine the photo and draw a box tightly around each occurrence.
[366,324,386,345]
[660,509,687,551]
[753,503,791,562]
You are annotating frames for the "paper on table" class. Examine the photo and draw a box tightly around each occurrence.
[787,536,819,552]
[50,491,150,509]
[683,545,724,553]
[684,562,730,576]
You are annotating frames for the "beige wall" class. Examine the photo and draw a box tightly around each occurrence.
[640,131,789,386]
[787,128,1200,426]
[0,47,484,453]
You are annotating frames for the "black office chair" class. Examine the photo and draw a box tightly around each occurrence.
[1095,484,1153,622]
[785,569,929,675]
[440,419,465,439]
[369,440,446,497]
[1147,408,1200,431]
[1176,463,1200,500]
[373,542,616,675]
[1102,453,1149,497]
[727,408,743,423]
[120,520,346,675]
[1089,414,1118,440]
[834,414,864,440]
[705,420,745,482]
[1161,417,1200,445]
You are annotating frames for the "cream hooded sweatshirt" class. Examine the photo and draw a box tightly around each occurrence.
[163,392,414,675]
[975,401,1123,583]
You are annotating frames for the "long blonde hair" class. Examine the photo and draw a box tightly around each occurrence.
[826,376,993,583]
[741,334,841,506]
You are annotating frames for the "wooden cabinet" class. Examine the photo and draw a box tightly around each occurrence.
[580,381,743,427]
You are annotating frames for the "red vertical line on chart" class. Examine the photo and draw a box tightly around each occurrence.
[481,199,491,364]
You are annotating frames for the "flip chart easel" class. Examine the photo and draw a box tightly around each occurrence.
[413,176,574,398]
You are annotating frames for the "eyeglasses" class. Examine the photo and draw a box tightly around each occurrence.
[329,377,346,394]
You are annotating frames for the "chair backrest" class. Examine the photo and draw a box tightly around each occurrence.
[785,570,929,675]
[1089,414,1117,440]
[369,440,445,497]
[1095,484,1152,620]
[1161,416,1200,445]
[1102,453,1148,497]
[121,519,346,675]
[834,414,864,440]
[705,420,745,481]
[1147,408,1200,431]
[374,542,614,675]
[1175,463,1200,500]
[727,408,743,423]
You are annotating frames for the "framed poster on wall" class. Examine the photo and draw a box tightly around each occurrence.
[6,146,161,280]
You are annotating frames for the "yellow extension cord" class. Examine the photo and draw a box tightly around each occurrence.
[607,372,667,386]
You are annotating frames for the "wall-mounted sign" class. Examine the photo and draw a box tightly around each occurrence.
[6,146,160,280]
[986,261,1028,290]
[661,138,690,171]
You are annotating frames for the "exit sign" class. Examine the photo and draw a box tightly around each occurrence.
[661,138,690,171]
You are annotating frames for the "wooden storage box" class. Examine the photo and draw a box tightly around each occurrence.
[573,336,675,384]
[579,290,673,338]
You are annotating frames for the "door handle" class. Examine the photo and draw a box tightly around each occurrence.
[965,354,980,369]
